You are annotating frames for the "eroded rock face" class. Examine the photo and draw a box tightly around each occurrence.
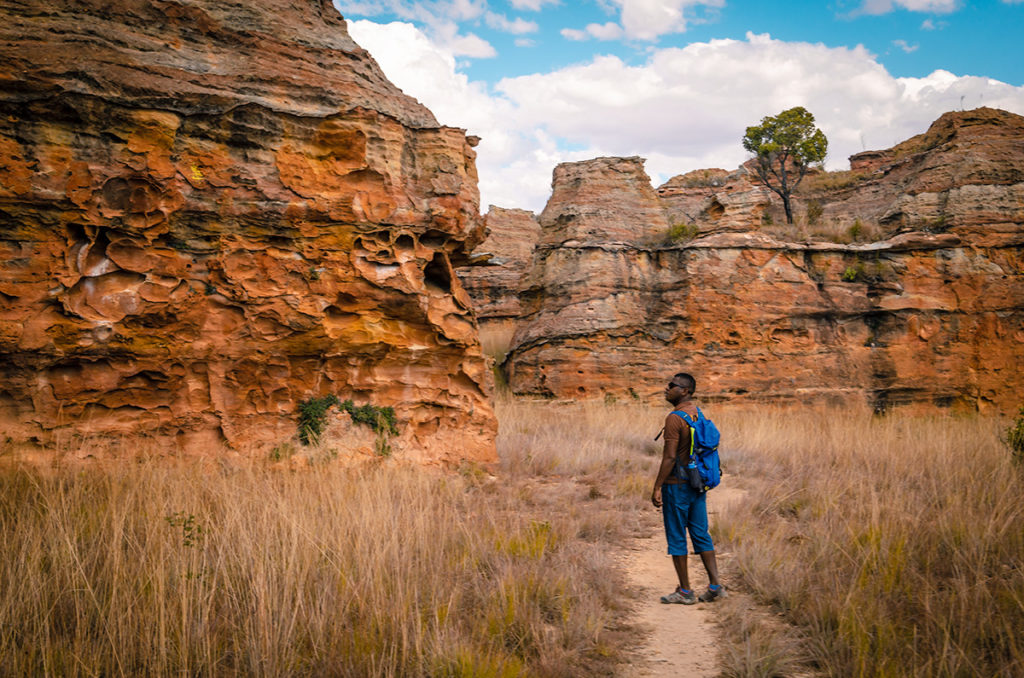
[0,0,496,463]
[456,207,540,322]
[540,157,668,245]
[657,167,773,234]
[505,110,1024,413]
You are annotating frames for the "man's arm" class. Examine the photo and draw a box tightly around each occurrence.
[651,414,688,507]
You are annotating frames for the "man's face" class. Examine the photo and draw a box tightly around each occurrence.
[664,379,686,404]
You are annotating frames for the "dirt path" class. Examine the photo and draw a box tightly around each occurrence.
[619,486,747,677]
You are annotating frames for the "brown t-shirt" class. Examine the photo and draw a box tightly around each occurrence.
[663,410,693,458]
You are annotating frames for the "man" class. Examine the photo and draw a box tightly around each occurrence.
[651,372,725,604]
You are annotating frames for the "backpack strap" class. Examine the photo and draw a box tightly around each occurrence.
[670,410,696,464]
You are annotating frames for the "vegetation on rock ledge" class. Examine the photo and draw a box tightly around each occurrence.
[298,395,398,445]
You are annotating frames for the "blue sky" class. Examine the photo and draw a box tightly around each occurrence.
[333,1,1024,211]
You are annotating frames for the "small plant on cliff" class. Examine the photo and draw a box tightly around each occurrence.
[848,218,864,241]
[666,222,700,243]
[339,400,399,436]
[806,200,824,226]
[841,260,865,282]
[298,395,340,445]
[1007,406,1024,466]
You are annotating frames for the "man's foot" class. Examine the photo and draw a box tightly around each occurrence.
[660,587,697,604]
[698,584,726,602]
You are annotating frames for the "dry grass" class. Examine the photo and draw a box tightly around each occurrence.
[714,405,1024,677]
[496,396,659,479]
[4,399,1020,677]
[759,216,889,245]
[0,444,646,677]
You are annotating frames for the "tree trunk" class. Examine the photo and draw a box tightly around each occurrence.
[782,193,794,224]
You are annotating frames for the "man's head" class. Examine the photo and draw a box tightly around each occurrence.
[664,372,695,405]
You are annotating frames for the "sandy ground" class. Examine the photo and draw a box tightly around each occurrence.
[620,485,747,677]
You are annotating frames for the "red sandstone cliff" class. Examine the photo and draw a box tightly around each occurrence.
[0,0,496,463]
[503,109,1024,413]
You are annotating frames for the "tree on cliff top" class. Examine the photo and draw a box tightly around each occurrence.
[742,106,828,225]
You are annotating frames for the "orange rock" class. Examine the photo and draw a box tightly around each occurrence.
[0,0,496,462]
[503,110,1024,414]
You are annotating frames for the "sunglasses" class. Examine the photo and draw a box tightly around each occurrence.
[667,382,686,390]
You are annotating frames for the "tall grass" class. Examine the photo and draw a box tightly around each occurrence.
[496,396,660,479]
[5,399,1019,677]
[0,454,639,677]
[715,406,1024,677]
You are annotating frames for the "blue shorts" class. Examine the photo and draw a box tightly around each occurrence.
[661,482,714,556]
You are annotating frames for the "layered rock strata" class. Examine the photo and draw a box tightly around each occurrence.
[505,110,1024,413]
[0,0,496,463]
[456,206,540,323]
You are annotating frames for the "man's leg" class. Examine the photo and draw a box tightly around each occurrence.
[672,554,690,591]
[660,485,697,603]
[686,489,725,600]
[698,550,719,587]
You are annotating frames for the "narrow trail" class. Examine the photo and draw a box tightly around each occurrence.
[619,486,748,677]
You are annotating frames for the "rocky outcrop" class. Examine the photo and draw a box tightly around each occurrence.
[540,157,669,244]
[504,110,1024,413]
[456,206,540,322]
[657,167,773,233]
[0,0,496,463]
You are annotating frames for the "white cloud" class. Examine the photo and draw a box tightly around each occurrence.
[858,0,960,15]
[334,0,486,23]
[587,21,626,40]
[610,0,726,41]
[432,21,497,57]
[348,22,1024,213]
[515,37,536,47]
[560,21,625,41]
[485,12,539,34]
[335,0,494,57]
[509,0,559,9]
[447,33,497,57]
[893,39,919,52]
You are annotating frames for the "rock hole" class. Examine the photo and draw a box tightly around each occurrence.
[424,252,452,294]
[421,231,447,249]
[394,234,415,254]
[706,199,725,220]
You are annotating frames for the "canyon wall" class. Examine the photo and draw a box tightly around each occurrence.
[504,109,1024,413]
[0,0,496,463]
[456,206,540,325]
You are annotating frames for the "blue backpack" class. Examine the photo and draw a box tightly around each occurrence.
[672,407,721,492]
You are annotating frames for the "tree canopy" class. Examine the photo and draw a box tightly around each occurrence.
[742,106,828,224]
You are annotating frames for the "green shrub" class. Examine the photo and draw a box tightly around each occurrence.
[841,262,864,282]
[340,400,399,436]
[666,222,700,242]
[298,397,400,447]
[298,395,340,445]
[848,218,864,241]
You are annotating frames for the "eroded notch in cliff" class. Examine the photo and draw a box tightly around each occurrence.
[424,252,452,294]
